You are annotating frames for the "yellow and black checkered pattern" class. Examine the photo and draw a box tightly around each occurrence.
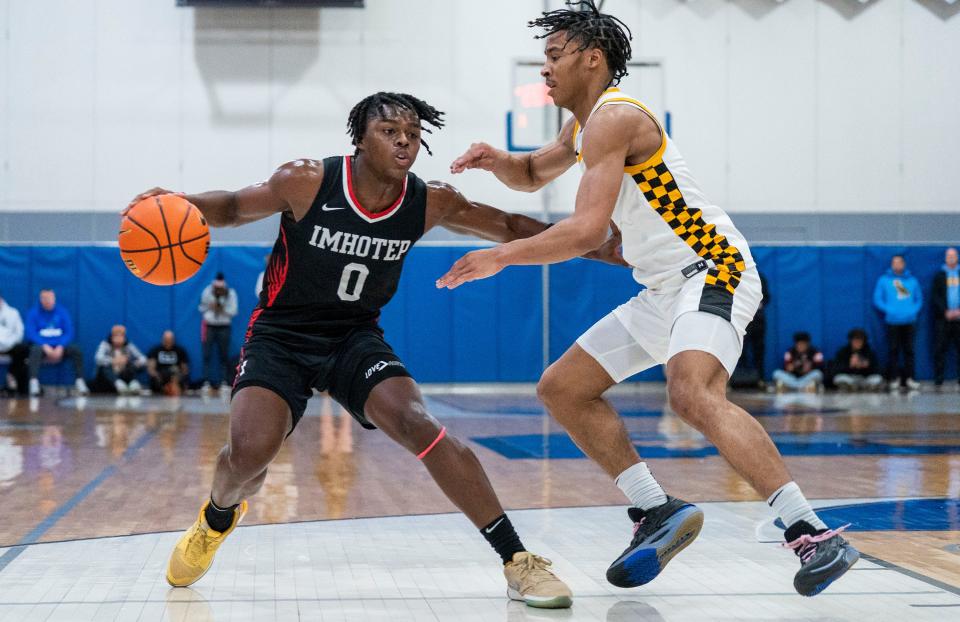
[633,162,746,296]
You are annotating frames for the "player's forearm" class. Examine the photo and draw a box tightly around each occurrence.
[481,214,623,266]
[496,219,606,266]
[489,152,542,192]
[184,191,241,227]
[495,212,551,242]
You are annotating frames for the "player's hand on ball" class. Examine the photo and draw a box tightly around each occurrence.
[124,187,183,215]
[450,142,501,174]
[436,247,506,289]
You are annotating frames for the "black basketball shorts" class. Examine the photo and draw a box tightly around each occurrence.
[231,324,412,431]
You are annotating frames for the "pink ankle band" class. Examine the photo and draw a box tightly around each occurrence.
[417,426,447,460]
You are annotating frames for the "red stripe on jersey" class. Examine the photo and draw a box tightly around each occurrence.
[265,225,290,307]
[344,155,407,221]
[236,225,290,389]
[235,306,264,389]
[242,308,263,345]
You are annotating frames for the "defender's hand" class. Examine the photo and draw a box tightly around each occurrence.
[450,142,503,174]
[124,188,183,215]
[590,221,628,267]
[436,247,506,289]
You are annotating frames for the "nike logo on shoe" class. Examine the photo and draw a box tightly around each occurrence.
[321,204,345,211]
[484,518,505,533]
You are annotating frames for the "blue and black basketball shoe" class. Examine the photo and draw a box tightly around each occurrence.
[606,496,704,588]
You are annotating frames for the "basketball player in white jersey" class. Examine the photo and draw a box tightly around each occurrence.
[438,0,858,597]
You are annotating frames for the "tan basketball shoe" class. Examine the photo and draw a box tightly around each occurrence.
[504,551,573,609]
[166,500,248,587]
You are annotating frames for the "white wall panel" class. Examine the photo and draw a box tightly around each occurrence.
[444,0,556,214]
[93,0,184,209]
[816,0,903,212]
[727,1,817,213]
[1,0,959,214]
[901,2,960,210]
[635,0,731,208]
[180,9,273,193]
[6,0,96,211]
[1,0,9,208]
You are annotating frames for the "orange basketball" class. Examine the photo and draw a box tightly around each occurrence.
[119,194,209,285]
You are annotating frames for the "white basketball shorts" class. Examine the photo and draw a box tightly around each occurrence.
[576,266,762,382]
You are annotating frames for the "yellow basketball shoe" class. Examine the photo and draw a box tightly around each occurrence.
[166,500,248,587]
[504,551,573,609]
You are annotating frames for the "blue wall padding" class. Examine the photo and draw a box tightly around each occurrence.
[752,245,948,381]
[380,248,543,381]
[549,259,663,381]
[1,244,954,383]
[0,248,31,312]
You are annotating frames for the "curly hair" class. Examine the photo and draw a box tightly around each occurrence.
[529,0,633,86]
[347,92,445,156]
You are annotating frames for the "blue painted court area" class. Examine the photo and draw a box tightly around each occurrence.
[431,395,846,418]
[799,499,960,532]
[472,431,960,460]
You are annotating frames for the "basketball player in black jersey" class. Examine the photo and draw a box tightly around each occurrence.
[127,92,625,609]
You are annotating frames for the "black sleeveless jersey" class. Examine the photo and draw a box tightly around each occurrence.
[253,155,427,334]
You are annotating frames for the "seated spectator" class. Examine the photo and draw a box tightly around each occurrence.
[147,330,190,396]
[25,289,89,396]
[93,325,147,395]
[773,332,824,392]
[831,328,883,391]
[0,292,28,394]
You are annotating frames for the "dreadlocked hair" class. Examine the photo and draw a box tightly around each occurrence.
[347,92,445,156]
[529,0,632,86]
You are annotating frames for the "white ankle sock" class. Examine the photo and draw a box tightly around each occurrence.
[616,462,667,511]
[768,481,826,531]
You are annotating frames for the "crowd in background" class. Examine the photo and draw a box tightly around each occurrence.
[733,247,958,393]
[1,248,958,397]
[0,272,240,397]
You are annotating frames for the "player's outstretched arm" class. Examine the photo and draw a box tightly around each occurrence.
[449,118,578,193]
[425,181,548,243]
[124,160,323,227]
[437,108,632,289]
[425,181,626,266]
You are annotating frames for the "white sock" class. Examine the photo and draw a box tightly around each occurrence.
[768,481,826,531]
[616,462,667,511]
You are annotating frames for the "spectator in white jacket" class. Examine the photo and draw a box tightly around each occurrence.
[0,294,27,394]
[93,324,147,395]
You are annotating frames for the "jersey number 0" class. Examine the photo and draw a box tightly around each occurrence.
[337,262,369,302]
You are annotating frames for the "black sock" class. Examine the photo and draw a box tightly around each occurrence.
[204,497,238,532]
[480,514,525,564]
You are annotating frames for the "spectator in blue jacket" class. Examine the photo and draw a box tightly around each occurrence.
[25,289,89,397]
[933,247,960,388]
[873,255,923,391]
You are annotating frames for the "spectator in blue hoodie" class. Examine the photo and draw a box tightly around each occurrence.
[933,247,960,388]
[25,289,89,397]
[873,255,923,391]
